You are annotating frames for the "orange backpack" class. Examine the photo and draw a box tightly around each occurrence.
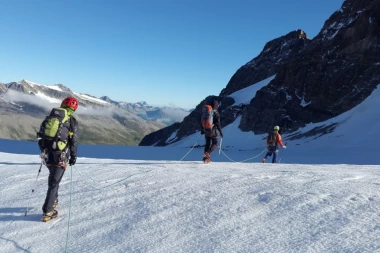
[201,104,214,129]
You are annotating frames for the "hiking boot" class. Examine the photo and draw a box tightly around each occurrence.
[262,158,266,163]
[52,200,58,209]
[202,152,211,159]
[204,158,211,164]
[42,210,58,222]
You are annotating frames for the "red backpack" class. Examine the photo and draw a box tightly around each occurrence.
[201,104,214,129]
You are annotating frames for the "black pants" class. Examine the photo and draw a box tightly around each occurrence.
[264,146,278,163]
[204,136,218,154]
[42,166,65,213]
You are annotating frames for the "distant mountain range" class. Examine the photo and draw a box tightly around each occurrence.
[0,79,190,145]
[140,0,380,146]
[99,96,192,125]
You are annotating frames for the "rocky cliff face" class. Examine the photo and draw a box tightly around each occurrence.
[220,29,310,97]
[240,0,380,134]
[139,122,182,146]
[138,30,311,146]
[139,0,380,146]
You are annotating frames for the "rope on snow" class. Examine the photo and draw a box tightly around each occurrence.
[179,134,202,161]
[220,147,267,163]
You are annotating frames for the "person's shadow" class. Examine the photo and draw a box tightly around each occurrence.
[0,207,40,252]
[0,236,32,253]
[0,207,41,222]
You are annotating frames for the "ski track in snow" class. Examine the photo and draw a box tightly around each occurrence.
[1,153,380,253]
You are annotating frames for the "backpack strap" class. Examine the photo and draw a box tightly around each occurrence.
[41,108,70,151]
[38,116,50,152]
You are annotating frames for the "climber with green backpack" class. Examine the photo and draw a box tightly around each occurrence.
[37,96,79,222]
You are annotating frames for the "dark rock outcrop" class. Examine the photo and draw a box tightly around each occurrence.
[139,0,380,146]
[220,29,310,96]
[240,0,380,134]
[139,122,181,146]
[139,30,310,146]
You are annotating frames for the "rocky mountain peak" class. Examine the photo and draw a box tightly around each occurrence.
[220,29,311,97]
[239,0,380,134]
[100,96,120,106]
[258,29,309,62]
[55,84,72,93]
[8,80,37,94]
[318,0,379,46]
[19,79,34,85]
[139,0,380,147]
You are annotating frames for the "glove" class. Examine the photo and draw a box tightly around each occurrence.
[201,130,205,135]
[220,132,224,138]
[283,146,286,149]
[69,157,77,166]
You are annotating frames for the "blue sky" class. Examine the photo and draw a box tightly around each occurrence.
[0,0,343,109]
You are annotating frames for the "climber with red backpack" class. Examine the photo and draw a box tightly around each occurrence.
[37,97,79,221]
[200,100,223,164]
[262,125,286,163]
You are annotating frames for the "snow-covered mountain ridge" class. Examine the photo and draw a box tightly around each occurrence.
[0,79,189,125]
[0,79,189,145]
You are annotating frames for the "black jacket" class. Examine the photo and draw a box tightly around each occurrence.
[66,116,79,159]
[212,110,223,137]
[38,110,79,165]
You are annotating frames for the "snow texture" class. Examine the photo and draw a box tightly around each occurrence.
[46,85,63,92]
[300,98,311,107]
[1,79,380,252]
[166,130,178,144]
[227,75,275,106]
[73,93,109,104]
[35,91,61,103]
[1,152,380,252]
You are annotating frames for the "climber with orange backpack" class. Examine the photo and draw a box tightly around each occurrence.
[200,100,223,164]
[262,125,286,163]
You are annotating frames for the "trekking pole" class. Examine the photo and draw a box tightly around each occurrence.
[24,161,43,216]
[179,135,201,161]
[219,138,223,155]
[278,142,287,164]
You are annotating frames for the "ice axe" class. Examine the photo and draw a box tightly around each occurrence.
[278,142,287,164]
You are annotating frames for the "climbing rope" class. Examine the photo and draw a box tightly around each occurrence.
[64,165,73,253]
[179,135,201,161]
[238,148,267,163]
[219,147,267,163]
[72,165,104,191]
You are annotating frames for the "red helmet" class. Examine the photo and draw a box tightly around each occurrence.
[61,97,79,111]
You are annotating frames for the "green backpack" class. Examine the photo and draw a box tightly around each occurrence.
[38,107,70,150]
